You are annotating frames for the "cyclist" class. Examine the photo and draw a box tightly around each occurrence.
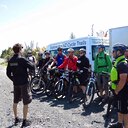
[58,48,78,71]
[94,44,112,102]
[76,48,90,98]
[125,46,128,61]
[49,47,66,69]
[26,50,36,77]
[108,44,128,128]
[6,43,35,127]
[27,50,36,64]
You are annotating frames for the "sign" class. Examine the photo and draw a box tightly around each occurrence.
[49,40,86,50]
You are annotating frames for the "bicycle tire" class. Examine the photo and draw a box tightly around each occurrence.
[30,76,46,95]
[54,80,65,99]
[83,81,95,108]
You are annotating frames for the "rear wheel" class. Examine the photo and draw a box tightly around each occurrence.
[30,76,46,95]
[83,81,95,108]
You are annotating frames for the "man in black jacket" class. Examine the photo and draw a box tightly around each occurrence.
[77,48,90,96]
[6,43,35,127]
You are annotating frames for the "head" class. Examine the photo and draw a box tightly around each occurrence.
[98,45,105,53]
[67,48,74,57]
[79,48,86,57]
[44,51,51,58]
[57,47,63,55]
[112,44,126,59]
[124,46,128,59]
[12,43,23,54]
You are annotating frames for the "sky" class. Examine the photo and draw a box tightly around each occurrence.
[0,0,128,53]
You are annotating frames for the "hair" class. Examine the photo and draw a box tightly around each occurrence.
[12,43,23,53]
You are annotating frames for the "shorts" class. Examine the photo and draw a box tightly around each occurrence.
[117,85,128,114]
[14,84,32,105]
[96,74,109,91]
[78,74,89,86]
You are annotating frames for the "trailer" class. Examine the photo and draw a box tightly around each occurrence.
[109,26,128,52]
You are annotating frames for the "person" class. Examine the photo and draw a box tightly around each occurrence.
[27,50,36,64]
[26,50,36,77]
[76,48,90,97]
[58,48,78,71]
[6,43,35,127]
[108,44,128,128]
[94,44,112,102]
[49,47,66,68]
[124,46,128,61]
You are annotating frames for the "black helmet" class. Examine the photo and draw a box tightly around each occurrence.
[44,50,50,55]
[79,48,86,53]
[113,44,126,54]
[98,44,105,49]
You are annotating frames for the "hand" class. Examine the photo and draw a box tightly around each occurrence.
[115,90,119,95]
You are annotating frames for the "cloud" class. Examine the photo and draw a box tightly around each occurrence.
[0,4,8,10]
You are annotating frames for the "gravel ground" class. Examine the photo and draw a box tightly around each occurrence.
[0,65,117,128]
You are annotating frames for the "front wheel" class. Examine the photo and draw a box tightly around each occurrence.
[54,79,65,99]
[83,81,95,108]
[30,76,46,95]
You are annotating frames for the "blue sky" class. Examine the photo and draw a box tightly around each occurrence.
[0,0,128,53]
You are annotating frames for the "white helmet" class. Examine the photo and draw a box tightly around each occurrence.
[67,48,74,52]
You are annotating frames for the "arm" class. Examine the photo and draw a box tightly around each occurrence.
[58,59,67,69]
[23,58,35,70]
[115,73,127,94]
[71,57,78,71]
[6,63,13,81]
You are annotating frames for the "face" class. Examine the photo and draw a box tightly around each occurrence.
[68,51,74,57]
[79,51,84,57]
[125,50,128,57]
[112,50,121,58]
[45,53,50,58]
[98,48,103,53]
[58,50,62,54]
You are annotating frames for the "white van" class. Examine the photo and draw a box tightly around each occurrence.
[46,36,109,70]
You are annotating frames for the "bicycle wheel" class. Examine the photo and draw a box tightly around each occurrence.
[30,76,46,95]
[54,79,65,99]
[45,81,55,97]
[83,81,95,108]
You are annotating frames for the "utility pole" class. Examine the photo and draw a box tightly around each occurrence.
[91,24,94,36]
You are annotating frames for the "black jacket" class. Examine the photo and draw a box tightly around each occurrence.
[77,55,90,77]
[6,54,35,86]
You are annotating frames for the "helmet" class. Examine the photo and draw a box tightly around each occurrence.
[57,47,63,51]
[113,44,126,54]
[44,50,50,55]
[98,44,105,49]
[79,48,86,53]
[67,48,74,52]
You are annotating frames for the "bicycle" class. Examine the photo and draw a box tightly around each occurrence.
[83,70,110,108]
[30,66,47,95]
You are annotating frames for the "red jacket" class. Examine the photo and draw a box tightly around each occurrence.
[58,56,78,71]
